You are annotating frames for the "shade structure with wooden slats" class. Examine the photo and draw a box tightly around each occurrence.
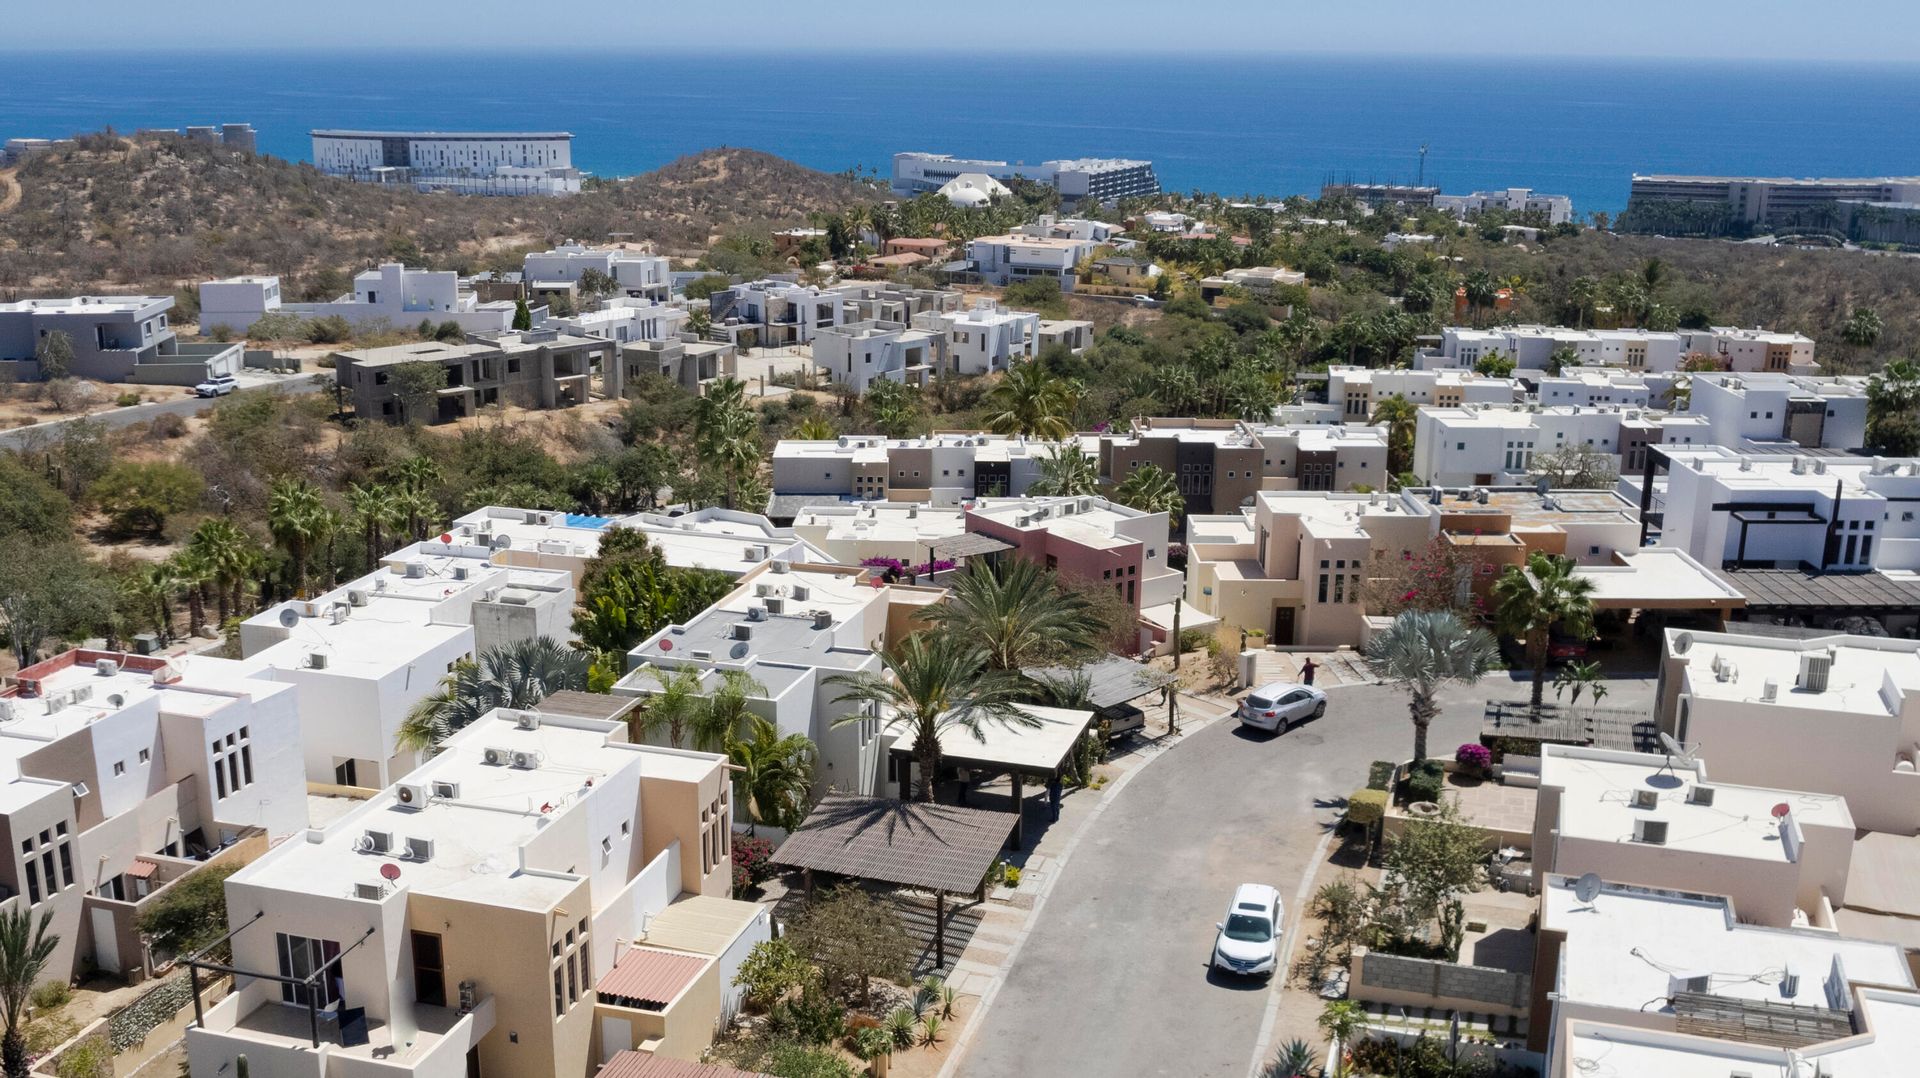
[925,532,1014,560]
[771,795,1016,967]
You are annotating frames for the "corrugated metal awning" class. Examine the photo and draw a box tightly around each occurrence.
[595,947,708,1010]
[125,859,158,880]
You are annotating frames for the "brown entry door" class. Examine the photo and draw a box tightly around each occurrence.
[1271,607,1296,646]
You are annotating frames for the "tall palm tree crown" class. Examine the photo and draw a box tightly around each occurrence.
[1364,609,1499,764]
[1112,463,1184,528]
[919,557,1103,670]
[267,477,331,598]
[829,632,1034,801]
[983,361,1078,440]
[1028,443,1101,498]
[397,636,590,752]
[728,716,816,833]
[1492,552,1597,709]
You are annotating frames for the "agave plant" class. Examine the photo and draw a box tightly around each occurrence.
[885,1007,918,1049]
[1264,1038,1318,1078]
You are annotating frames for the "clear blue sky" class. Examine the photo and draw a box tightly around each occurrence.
[9,0,1920,60]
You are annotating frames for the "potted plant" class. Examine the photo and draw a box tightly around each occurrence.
[853,1026,895,1077]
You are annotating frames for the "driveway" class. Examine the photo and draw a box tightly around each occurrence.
[0,374,328,448]
[957,672,1654,1077]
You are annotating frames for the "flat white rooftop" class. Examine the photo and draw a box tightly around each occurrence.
[1539,745,1852,861]
[1563,990,1920,1078]
[1671,630,1920,717]
[1572,549,1746,607]
[1542,876,1911,1014]
[888,704,1094,773]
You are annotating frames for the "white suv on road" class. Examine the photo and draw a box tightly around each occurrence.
[1212,883,1282,978]
[193,374,239,398]
[1237,680,1327,733]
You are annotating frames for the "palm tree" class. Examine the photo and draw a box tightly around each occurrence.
[170,548,214,639]
[688,306,713,341]
[1462,271,1498,327]
[137,562,179,646]
[694,378,760,510]
[632,665,707,749]
[1029,443,1101,497]
[345,482,400,570]
[1364,610,1499,764]
[1567,275,1599,329]
[1316,999,1366,1068]
[920,557,1103,671]
[186,516,260,624]
[267,478,330,598]
[0,908,57,1078]
[1113,463,1184,528]
[690,670,765,752]
[388,455,443,497]
[1553,659,1610,714]
[1493,552,1598,709]
[728,716,816,834]
[983,361,1078,440]
[1369,394,1419,478]
[792,415,838,441]
[828,632,1033,802]
[1843,307,1883,351]
[396,636,590,753]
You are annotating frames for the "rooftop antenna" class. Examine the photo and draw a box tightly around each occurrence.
[1417,143,1430,187]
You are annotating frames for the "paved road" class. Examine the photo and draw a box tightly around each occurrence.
[960,672,1654,1078]
[0,375,329,448]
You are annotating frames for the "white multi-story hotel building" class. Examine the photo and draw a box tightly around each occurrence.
[891,152,1158,202]
[311,130,581,195]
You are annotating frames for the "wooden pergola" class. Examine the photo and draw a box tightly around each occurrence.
[771,795,1016,967]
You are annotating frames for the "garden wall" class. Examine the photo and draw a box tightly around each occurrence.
[1350,947,1531,1018]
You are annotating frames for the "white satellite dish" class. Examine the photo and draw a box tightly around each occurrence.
[1671,631,1693,656]
[277,607,302,629]
[1658,731,1696,766]
[1573,872,1604,905]
[490,534,513,551]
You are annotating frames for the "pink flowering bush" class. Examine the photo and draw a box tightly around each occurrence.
[1455,743,1492,770]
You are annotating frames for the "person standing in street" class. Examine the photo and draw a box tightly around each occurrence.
[1300,657,1317,685]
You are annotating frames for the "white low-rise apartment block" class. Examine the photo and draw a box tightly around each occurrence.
[186,705,753,1078]
[1684,371,1869,451]
[913,301,1039,375]
[1097,418,1390,515]
[789,503,966,567]
[0,649,307,985]
[1413,402,1709,487]
[1532,744,1855,927]
[963,234,1101,289]
[1415,324,1819,374]
[1037,318,1095,354]
[771,432,1086,506]
[1015,215,1119,244]
[891,153,1158,202]
[812,320,941,393]
[237,553,573,788]
[1535,875,1920,1077]
[616,562,944,798]
[311,129,580,195]
[1533,368,1663,409]
[548,300,688,345]
[707,279,844,346]
[1324,365,1521,419]
[1644,449,1920,572]
[199,265,533,337]
[521,243,671,302]
[1431,186,1573,225]
[1657,629,1920,834]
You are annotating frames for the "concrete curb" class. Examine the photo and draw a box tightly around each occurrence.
[939,690,1233,1078]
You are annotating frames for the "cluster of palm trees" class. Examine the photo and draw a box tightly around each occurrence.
[827,557,1108,802]
[634,667,816,833]
[1365,549,1601,765]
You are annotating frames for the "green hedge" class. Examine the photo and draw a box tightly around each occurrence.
[1347,788,1389,828]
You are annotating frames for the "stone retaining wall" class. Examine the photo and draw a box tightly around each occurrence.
[1350,947,1530,1017]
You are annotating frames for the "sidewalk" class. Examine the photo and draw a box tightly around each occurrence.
[1250,648,1381,689]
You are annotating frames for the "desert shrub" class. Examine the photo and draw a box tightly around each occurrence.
[305,315,351,344]
[1407,759,1445,804]
[732,835,777,893]
[114,391,142,407]
[29,980,71,1010]
[732,938,815,1013]
[147,412,189,439]
[767,982,846,1047]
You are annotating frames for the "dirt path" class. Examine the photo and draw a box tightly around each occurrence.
[0,168,20,214]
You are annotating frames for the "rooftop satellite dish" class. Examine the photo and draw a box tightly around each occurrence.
[1671,631,1694,656]
[277,607,302,629]
[730,642,749,660]
[379,863,402,881]
[1771,803,1791,820]
[658,638,673,652]
[1658,731,1696,766]
[490,534,513,551]
[440,532,454,545]
[1573,872,1603,905]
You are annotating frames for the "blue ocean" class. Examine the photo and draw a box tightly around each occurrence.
[4,50,1920,214]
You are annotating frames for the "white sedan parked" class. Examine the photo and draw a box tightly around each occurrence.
[1236,681,1327,733]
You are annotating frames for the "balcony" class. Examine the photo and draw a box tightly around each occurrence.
[190,990,494,1077]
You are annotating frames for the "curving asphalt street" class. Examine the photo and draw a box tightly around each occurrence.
[0,375,330,449]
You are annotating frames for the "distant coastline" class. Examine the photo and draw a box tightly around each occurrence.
[4,51,1920,214]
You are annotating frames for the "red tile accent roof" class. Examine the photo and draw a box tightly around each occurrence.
[594,947,708,1009]
[124,859,158,880]
[595,1053,769,1078]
